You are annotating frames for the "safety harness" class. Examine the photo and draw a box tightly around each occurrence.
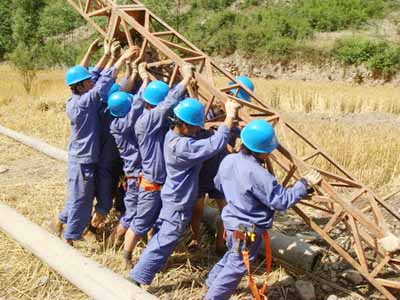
[233,225,272,300]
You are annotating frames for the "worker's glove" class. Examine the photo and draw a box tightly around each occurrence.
[110,40,121,58]
[138,62,149,80]
[225,100,241,118]
[130,62,138,75]
[303,169,322,187]
[181,63,194,79]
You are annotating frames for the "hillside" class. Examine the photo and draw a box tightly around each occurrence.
[1,0,400,82]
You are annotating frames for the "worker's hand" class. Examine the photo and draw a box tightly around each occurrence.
[225,100,241,118]
[138,62,149,80]
[88,38,101,54]
[303,169,322,187]
[110,40,121,58]
[181,63,194,79]
[121,46,139,60]
[103,39,112,56]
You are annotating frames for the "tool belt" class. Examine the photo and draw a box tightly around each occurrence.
[233,225,272,300]
[138,176,162,192]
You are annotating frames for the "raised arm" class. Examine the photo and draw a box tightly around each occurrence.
[80,38,101,68]
[147,63,194,133]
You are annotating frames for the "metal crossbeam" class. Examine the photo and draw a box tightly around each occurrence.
[66,1,400,299]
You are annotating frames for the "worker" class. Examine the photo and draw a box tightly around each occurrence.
[54,41,139,246]
[91,43,124,231]
[122,63,194,266]
[189,77,254,254]
[128,97,241,285]
[108,62,149,247]
[188,126,240,254]
[204,119,322,300]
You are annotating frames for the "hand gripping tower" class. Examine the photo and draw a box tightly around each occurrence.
[66,1,400,298]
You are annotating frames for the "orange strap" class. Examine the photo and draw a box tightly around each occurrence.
[138,176,162,192]
[242,231,272,300]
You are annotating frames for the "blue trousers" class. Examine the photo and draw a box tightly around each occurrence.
[95,162,122,215]
[204,229,262,300]
[119,177,139,229]
[130,189,162,237]
[129,210,189,284]
[59,162,96,240]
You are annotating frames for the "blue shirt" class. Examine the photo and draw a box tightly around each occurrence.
[135,83,185,184]
[159,125,230,220]
[66,67,115,163]
[98,103,121,165]
[109,87,145,177]
[216,151,308,231]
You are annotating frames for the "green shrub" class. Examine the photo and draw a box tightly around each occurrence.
[332,38,400,76]
[332,38,378,65]
[366,46,400,76]
[295,0,385,32]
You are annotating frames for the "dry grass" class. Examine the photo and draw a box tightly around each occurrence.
[216,77,400,114]
[1,64,400,299]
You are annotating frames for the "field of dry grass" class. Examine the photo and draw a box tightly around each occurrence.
[0,64,399,300]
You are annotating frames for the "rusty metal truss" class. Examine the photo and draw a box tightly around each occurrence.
[66,0,400,298]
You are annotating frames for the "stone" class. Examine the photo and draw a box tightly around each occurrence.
[321,284,333,292]
[342,269,363,285]
[378,232,400,253]
[279,274,295,286]
[326,296,339,300]
[295,280,316,300]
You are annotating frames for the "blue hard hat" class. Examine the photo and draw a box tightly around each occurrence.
[107,91,133,118]
[240,120,279,153]
[173,98,205,127]
[106,83,121,101]
[65,65,92,86]
[142,80,170,106]
[229,75,254,102]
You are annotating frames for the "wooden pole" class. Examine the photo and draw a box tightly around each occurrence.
[0,202,159,300]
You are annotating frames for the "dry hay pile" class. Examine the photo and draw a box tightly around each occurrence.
[1,65,400,299]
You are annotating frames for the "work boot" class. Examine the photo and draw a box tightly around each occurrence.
[83,226,98,244]
[91,212,106,229]
[48,217,64,238]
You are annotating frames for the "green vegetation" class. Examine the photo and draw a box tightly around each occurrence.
[333,38,400,76]
[0,0,399,77]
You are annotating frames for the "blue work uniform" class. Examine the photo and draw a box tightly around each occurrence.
[205,151,308,300]
[109,87,145,229]
[95,103,123,215]
[132,83,186,237]
[59,68,116,240]
[130,125,231,285]
[197,126,240,199]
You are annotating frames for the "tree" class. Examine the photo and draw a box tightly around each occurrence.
[0,1,14,59]
[9,0,46,93]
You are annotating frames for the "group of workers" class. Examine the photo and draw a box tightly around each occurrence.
[51,39,322,300]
